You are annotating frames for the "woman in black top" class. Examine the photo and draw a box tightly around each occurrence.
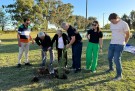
[86,21,103,73]
[51,29,69,67]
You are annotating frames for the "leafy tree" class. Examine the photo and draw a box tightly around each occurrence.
[71,16,96,30]
[0,8,10,31]
[5,0,34,23]
[121,14,129,21]
[130,10,135,29]
[49,2,74,27]
[130,10,135,21]
[66,15,76,26]
[121,14,132,29]
[4,0,74,30]
[87,17,97,29]
[73,15,85,29]
[3,0,35,30]
[132,21,135,29]
[33,0,49,30]
[104,23,110,29]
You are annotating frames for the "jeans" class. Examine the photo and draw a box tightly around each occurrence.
[41,47,54,66]
[108,44,124,77]
[72,41,83,70]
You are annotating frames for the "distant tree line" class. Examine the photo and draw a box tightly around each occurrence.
[1,0,135,31]
[0,0,96,31]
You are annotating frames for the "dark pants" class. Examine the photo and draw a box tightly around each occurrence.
[108,44,124,77]
[72,41,83,70]
[57,48,67,67]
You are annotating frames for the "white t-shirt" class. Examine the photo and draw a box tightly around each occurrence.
[58,37,64,49]
[110,20,130,45]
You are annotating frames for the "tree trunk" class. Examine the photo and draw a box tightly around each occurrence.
[2,26,4,31]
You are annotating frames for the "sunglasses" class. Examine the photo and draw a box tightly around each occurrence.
[92,23,97,26]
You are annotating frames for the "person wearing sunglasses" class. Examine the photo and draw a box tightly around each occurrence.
[17,18,34,68]
[106,13,130,81]
[86,20,103,73]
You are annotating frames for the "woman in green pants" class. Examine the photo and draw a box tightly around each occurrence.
[86,21,103,73]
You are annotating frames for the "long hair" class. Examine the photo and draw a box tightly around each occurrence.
[93,20,101,33]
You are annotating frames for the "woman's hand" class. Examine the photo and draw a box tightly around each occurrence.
[87,34,90,40]
[99,48,102,54]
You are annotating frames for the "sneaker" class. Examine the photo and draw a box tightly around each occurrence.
[113,76,122,81]
[92,70,96,73]
[74,69,81,73]
[17,64,21,68]
[106,69,114,73]
[25,63,32,66]
[49,69,54,74]
[65,65,68,68]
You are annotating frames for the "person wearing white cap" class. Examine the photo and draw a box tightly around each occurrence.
[35,31,54,67]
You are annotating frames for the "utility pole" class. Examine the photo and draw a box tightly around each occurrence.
[85,0,88,31]
[103,13,105,28]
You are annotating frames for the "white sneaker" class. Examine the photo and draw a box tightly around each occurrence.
[113,76,122,81]
[49,69,54,74]
[92,71,96,73]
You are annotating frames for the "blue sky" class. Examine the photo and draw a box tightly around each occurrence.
[0,0,135,28]
[62,0,135,26]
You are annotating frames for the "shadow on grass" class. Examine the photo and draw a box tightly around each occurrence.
[0,59,108,91]
[28,70,110,91]
[0,65,36,90]
[59,78,113,91]
[0,43,39,53]
[1,39,17,42]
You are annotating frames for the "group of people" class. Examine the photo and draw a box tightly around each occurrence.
[17,13,130,81]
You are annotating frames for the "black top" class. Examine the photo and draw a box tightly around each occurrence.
[87,29,103,43]
[67,25,82,45]
[51,33,69,49]
[35,33,52,48]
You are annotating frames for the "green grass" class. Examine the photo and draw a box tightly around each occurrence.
[0,32,135,91]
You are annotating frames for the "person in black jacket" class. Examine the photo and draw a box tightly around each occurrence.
[61,22,83,73]
[35,32,54,67]
[51,29,69,67]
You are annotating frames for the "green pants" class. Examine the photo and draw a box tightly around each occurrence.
[86,42,99,71]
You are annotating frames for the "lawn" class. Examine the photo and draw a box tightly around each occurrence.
[0,31,135,91]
